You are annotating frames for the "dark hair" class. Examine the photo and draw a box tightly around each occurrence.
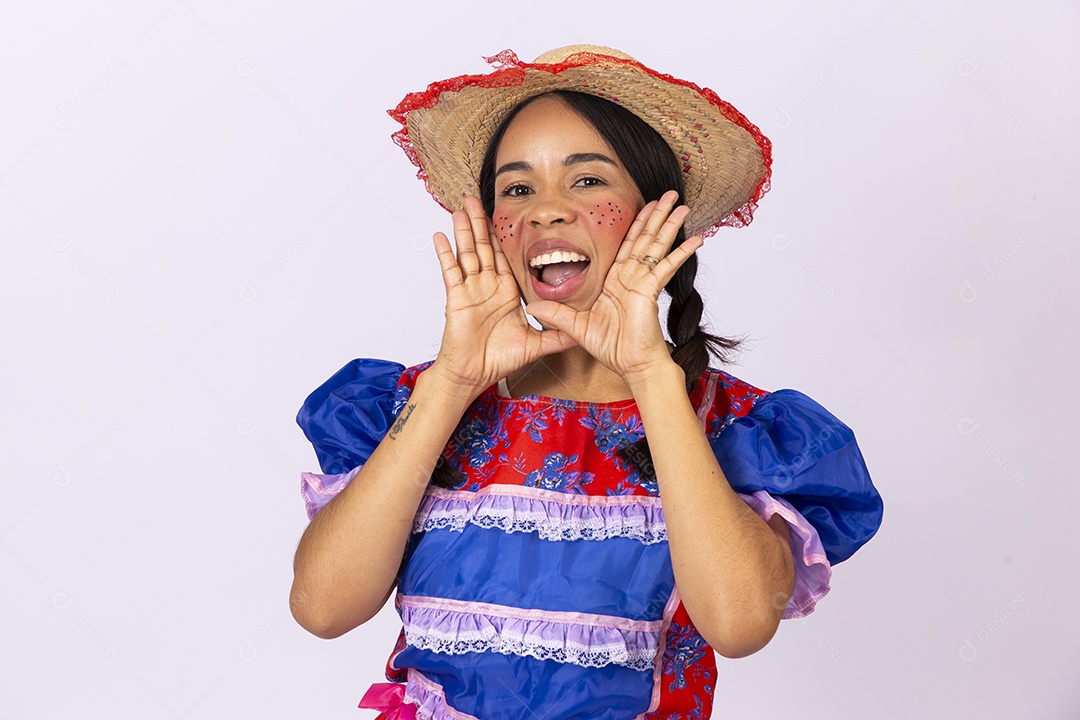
[430,90,743,489]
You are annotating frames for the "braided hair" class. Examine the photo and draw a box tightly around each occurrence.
[430,89,743,489]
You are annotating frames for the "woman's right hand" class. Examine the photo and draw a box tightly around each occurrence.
[428,195,577,402]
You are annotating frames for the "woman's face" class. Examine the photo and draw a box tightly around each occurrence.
[490,95,646,310]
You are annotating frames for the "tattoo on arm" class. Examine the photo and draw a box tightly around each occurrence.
[389,402,416,440]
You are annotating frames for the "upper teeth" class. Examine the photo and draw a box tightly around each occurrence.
[529,250,588,268]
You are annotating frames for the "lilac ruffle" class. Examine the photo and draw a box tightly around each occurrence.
[403,670,478,720]
[301,475,829,620]
[300,465,360,520]
[398,596,661,672]
[413,487,667,544]
[738,490,832,619]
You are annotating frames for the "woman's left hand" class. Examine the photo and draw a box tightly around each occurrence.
[524,190,703,386]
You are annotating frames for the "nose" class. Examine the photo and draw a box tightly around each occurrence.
[526,186,575,227]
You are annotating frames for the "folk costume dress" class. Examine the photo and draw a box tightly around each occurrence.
[296,358,883,719]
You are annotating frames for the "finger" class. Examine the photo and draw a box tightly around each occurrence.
[488,220,514,276]
[534,327,579,357]
[631,191,681,261]
[525,301,583,343]
[646,204,692,258]
[464,195,496,273]
[451,208,479,276]
[615,200,658,263]
[652,234,704,284]
[433,231,464,293]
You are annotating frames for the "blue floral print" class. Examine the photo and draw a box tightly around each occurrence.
[663,621,710,692]
[524,451,595,493]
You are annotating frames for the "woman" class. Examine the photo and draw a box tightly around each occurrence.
[291,46,883,719]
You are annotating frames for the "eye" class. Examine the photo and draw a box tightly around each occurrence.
[499,183,531,198]
[575,176,605,188]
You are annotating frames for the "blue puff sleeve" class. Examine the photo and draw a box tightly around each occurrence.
[710,389,883,566]
[295,358,406,519]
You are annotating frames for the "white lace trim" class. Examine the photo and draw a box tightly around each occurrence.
[417,508,666,544]
[404,624,657,673]
[413,491,667,544]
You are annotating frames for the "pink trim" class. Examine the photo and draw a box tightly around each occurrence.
[637,585,683,718]
[387,624,406,677]
[424,483,663,508]
[697,372,718,431]
[405,669,481,720]
[737,490,833,619]
[398,593,663,633]
[299,464,361,520]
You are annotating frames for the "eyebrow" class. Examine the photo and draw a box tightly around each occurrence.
[494,152,618,177]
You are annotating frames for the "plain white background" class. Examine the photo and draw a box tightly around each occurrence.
[3,1,1078,718]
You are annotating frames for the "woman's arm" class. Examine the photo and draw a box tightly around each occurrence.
[292,194,579,639]
[520,193,795,655]
[289,367,475,639]
[629,361,796,659]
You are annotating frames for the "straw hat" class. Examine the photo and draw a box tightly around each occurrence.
[388,44,772,238]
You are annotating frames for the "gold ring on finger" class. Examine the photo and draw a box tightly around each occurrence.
[640,255,660,265]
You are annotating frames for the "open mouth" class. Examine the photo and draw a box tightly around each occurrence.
[529,251,591,287]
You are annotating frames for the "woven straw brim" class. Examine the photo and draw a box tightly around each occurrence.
[397,50,770,237]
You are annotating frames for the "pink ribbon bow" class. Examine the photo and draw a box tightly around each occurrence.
[358,683,418,720]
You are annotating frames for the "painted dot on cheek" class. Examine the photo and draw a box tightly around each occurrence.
[494,217,515,241]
